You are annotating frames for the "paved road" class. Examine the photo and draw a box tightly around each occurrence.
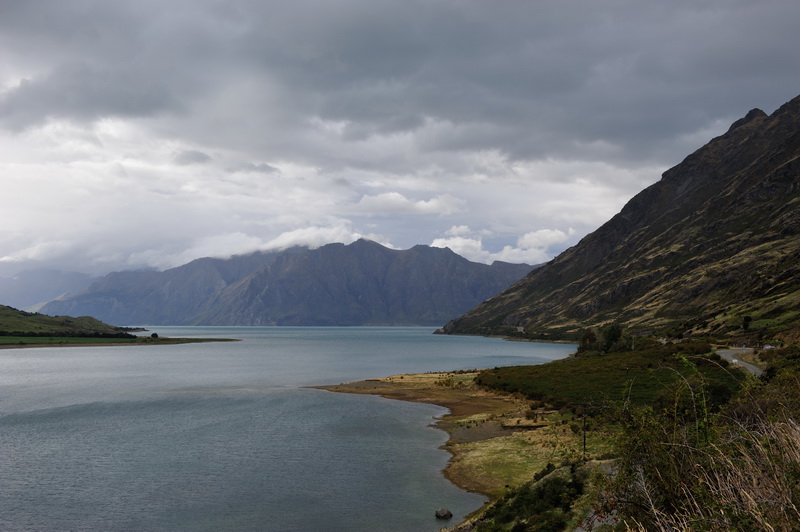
[717,348,763,377]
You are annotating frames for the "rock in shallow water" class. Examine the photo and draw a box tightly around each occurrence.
[435,508,453,520]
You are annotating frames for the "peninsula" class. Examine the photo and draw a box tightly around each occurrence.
[0,304,233,348]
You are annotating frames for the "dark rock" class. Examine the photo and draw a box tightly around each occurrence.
[435,508,453,520]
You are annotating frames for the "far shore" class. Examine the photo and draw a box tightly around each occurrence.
[0,337,239,350]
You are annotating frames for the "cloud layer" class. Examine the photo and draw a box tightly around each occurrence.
[1,0,799,274]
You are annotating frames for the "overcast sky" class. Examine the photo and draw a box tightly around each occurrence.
[1,0,799,276]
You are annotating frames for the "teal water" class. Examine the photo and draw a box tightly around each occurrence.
[0,327,574,531]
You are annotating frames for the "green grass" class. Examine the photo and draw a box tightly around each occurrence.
[475,340,746,411]
[0,335,236,347]
[0,305,236,347]
[0,304,130,336]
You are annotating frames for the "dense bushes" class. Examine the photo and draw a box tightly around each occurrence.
[475,340,741,410]
[603,345,800,530]
[475,466,585,532]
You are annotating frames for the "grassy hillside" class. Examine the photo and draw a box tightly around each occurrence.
[443,95,800,344]
[0,304,135,337]
[0,304,231,347]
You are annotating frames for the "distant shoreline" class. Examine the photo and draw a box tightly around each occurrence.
[0,337,238,349]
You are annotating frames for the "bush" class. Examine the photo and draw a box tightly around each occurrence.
[476,468,584,532]
[604,349,800,530]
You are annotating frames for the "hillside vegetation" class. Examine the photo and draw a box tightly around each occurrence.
[456,335,798,531]
[0,305,229,347]
[443,95,800,344]
[0,304,135,338]
[475,338,742,410]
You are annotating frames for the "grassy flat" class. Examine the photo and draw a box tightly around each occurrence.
[315,371,613,498]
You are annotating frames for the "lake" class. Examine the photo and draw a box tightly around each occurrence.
[0,327,575,531]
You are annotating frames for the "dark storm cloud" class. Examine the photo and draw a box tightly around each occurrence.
[1,0,799,274]
[2,0,798,162]
[0,62,179,130]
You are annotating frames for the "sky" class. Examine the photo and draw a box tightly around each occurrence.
[1,0,799,276]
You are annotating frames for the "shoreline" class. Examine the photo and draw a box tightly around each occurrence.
[0,337,238,349]
[313,371,584,500]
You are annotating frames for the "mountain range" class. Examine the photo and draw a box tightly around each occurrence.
[38,240,533,326]
[442,94,800,343]
[0,270,98,310]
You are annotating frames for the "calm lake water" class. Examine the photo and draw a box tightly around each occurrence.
[0,327,575,531]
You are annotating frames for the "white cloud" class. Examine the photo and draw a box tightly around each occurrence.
[350,192,465,216]
[430,236,490,263]
[517,229,571,251]
[445,225,472,237]
[431,226,572,265]
[0,240,72,264]
[263,225,363,251]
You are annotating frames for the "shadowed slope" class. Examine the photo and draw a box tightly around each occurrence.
[443,95,800,342]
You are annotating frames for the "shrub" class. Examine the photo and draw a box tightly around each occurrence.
[604,347,800,530]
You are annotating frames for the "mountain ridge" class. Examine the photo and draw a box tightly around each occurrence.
[39,240,534,326]
[193,239,534,326]
[442,94,800,342]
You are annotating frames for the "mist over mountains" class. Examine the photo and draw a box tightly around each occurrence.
[38,240,533,326]
[0,270,98,311]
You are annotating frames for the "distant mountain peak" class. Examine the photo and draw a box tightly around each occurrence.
[727,108,767,132]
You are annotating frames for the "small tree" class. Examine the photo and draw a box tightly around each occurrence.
[600,322,623,352]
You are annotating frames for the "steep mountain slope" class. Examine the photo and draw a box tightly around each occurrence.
[39,240,533,326]
[443,95,800,342]
[194,239,533,325]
